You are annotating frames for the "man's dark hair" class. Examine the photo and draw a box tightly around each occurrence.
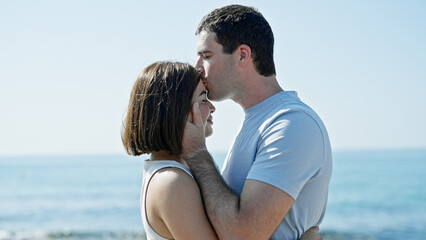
[196,4,276,76]
[122,61,200,156]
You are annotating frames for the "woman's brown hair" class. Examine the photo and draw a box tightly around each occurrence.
[122,61,200,156]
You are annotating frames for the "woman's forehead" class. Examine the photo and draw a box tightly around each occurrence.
[195,80,206,92]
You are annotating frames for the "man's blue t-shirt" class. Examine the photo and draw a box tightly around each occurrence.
[221,91,332,240]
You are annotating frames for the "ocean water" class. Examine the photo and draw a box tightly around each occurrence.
[0,150,425,240]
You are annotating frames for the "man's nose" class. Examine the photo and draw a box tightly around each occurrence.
[195,58,204,74]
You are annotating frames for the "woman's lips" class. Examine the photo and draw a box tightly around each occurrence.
[207,117,213,125]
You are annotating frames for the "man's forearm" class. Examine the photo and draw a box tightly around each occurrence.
[184,149,245,238]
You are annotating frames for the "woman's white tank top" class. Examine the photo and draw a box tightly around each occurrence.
[141,160,193,240]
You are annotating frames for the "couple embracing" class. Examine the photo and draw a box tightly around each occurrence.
[122,5,332,240]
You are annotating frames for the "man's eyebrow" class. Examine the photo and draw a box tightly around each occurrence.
[197,50,212,55]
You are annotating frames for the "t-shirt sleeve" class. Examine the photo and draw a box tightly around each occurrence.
[246,111,325,200]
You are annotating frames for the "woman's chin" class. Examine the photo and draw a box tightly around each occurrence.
[205,127,213,138]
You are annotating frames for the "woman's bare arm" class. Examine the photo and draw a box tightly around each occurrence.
[146,168,218,240]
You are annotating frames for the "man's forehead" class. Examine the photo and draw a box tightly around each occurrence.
[197,31,219,52]
[198,30,212,41]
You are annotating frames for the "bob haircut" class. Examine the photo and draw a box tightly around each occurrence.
[122,61,200,156]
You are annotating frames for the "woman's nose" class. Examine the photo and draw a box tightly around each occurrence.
[209,102,216,113]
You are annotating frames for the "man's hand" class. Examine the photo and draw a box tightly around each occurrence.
[300,226,323,240]
[181,102,207,158]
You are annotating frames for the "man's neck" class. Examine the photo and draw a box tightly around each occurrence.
[235,75,283,109]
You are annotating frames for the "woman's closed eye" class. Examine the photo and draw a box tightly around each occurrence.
[199,90,208,103]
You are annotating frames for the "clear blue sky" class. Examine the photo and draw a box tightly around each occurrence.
[1,0,425,156]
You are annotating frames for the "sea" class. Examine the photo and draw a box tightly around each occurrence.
[0,149,425,240]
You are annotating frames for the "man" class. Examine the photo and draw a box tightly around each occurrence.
[182,5,332,240]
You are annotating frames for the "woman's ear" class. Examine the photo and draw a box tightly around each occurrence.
[186,108,192,122]
[187,106,193,123]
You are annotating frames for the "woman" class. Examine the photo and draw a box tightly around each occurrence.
[122,61,322,240]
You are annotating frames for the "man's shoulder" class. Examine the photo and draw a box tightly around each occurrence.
[257,91,313,117]
[257,104,316,134]
[259,92,326,133]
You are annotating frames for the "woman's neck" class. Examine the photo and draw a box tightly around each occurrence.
[150,151,182,162]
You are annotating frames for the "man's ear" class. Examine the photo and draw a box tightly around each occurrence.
[238,44,252,64]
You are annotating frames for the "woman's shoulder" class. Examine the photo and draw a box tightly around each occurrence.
[145,160,192,178]
[148,165,200,206]
[152,166,195,189]
[145,163,218,240]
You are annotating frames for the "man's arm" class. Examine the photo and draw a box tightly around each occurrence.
[300,227,323,240]
[182,103,294,240]
[185,150,294,240]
